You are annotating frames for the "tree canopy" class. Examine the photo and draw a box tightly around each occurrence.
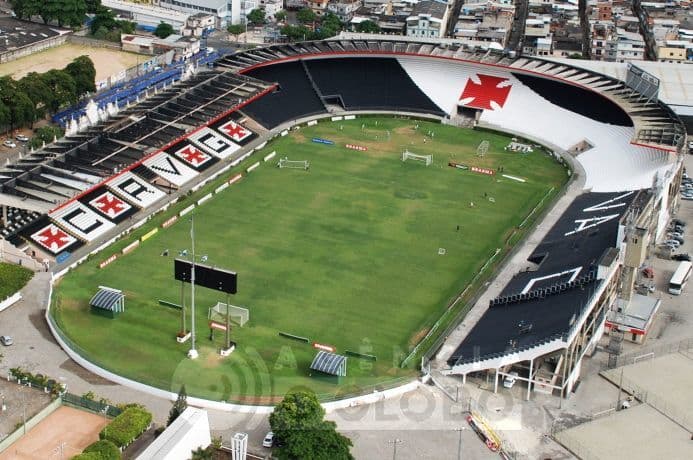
[269,390,353,460]
[296,7,316,25]
[10,0,87,28]
[246,8,266,25]
[356,20,380,33]
[227,24,244,41]
[167,384,188,426]
[154,22,175,39]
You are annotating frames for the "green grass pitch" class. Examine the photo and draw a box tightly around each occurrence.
[51,117,568,403]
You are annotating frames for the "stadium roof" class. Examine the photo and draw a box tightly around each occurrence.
[310,351,347,376]
[90,287,125,312]
[543,58,693,111]
[0,17,66,54]
[447,191,639,367]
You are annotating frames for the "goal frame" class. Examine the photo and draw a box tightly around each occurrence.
[278,157,310,170]
[209,302,249,327]
[401,150,432,166]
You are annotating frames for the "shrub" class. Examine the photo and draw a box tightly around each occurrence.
[71,453,101,460]
[99,407,152,448]
[84,439,121,460]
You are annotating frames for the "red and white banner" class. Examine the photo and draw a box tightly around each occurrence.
[209,321,228,331]
[107,172,166,208]
[189,127,240,159]
[162,215,178,229]
[470,166,495,176]
[99,254,118,269]
[218,120,253,142]
[345,144,367,151]
[172,144,214,168]
[89,191,133,219]
[228,173,243,185]
[31,224,77,254]
[312,342,336,353]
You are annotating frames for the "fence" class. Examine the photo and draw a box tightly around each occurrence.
[62,392,122,418]
[601,337,693,370]
[67,35,123,50]
[0,398,61,454]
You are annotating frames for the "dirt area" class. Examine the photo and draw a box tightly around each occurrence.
[0,379,52,441]
[555,404,693,460]
[0,43,142,81]
[0,406,107,459]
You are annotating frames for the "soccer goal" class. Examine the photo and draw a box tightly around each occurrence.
[402,150,432,166]
[209,302,249,327]
[278,157,309,170]
[477,140,490,157]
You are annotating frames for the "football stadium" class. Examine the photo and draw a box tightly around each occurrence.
[0,38,686,406]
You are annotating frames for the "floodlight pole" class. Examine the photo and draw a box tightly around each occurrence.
[188,213,198,359]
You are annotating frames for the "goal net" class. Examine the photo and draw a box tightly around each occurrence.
[278,157,309,170]
[209,302,249,327]
[402,150,432,166]
[477,140,490,157]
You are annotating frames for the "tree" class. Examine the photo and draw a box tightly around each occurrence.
[296,7,316,25]
[167,384,187,426]
[85,0,100,14]
[246,8,266,26]
[154,22,175,39]
[10,91,36,130]
[190,447,213,460]
[18,72,54,121]
[355,20,380,33]
[30,125,64,149]
[275,10,287,22]
[281,24,310,42]
[58,0,88,28]
[0,101,11,133]
[314,12,342,39]
[65,55,97,96]
[41,70,76,112]
[227,24,245,41]
[90,6,118,34]
[270,389,353,460]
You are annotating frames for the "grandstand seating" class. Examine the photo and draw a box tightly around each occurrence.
[241,61,327,128]
[304,58,443,115]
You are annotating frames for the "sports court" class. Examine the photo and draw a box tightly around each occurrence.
[0,43,142,81]
[601,352,693,430]
[0,406,107,459]
[555,404,693,460]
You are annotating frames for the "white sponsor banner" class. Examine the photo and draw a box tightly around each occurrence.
[180,204,195,216]
[143,152,198,186]
[107,172,166,208]
[264,151,276,162]
[217,120,253,142]
[198,193,213,205]
[331,116,343,121]
[280,130,288,137]
[189,127,240,159]
[31,223,78,254]
[246,161,260,173]
[307,120,318,126]
[88,191,133,219]
[50,201,115,242]
[215,183,229,193]
[344,115,356,120]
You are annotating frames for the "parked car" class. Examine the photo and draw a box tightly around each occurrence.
[2,139,16,148]
[262,431,274,448]
[503,371,519,388]
[0,335,13,346]
[665,239,681,248]
[15,134,29,142]
[672,253,691,262]
[682,195,693,201]
[672,219,686,227]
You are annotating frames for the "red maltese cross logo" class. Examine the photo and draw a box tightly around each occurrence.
[459,74,512,110]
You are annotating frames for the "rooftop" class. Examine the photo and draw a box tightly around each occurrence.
[0,17,66,54]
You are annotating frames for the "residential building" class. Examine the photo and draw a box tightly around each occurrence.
[328,0,363,22]
[309,0,330,16]
[406,0,450,39]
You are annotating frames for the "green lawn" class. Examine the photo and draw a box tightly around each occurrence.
[0,262,33,300]
[51,118,568,403]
